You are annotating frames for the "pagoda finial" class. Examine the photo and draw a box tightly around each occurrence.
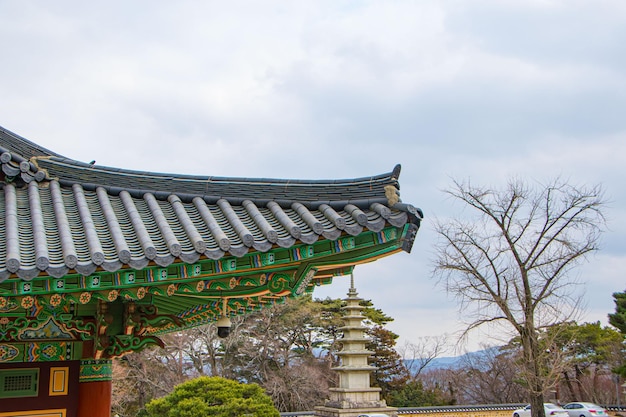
[348,273,358,298]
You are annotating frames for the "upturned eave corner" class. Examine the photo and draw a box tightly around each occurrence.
[0,126,425,344]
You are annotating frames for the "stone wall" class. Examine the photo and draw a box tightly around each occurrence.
[280,404,626,417]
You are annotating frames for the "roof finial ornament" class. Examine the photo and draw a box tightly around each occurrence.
[384,184,400,206]
[391,164,401,180]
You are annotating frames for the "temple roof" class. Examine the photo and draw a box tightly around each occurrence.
[0,125,423,355]
[0,125,422,283]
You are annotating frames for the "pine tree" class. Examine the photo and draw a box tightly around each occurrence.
[144,376,280,417]
[609,290,626,377]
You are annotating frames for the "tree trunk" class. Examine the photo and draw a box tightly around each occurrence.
[562,371,576,401]
[522,326,546,417]
[574,364,585,400]
[530,394,545,417]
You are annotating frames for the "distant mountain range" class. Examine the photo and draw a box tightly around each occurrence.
[403,347,498,374]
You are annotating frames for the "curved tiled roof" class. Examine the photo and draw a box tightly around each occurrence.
[0,125,422,282]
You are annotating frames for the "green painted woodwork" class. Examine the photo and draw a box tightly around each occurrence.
[0,226,403,299]
[79,359,112,382]
[0,368,39,398]
[0,224,411,361]
[0,343,22,361]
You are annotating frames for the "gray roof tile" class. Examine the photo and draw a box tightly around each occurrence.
[0,125,423,282]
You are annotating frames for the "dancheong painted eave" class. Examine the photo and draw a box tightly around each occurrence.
[0,125,423,283]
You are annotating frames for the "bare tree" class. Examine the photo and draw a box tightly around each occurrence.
[398,335,450,378]
[452,344,527,404]
[112,347,188,417]
[432,178,606,417]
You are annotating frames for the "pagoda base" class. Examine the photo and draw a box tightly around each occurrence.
[315,404,397,417]
[328,386,385,405]
[314,387,397,417]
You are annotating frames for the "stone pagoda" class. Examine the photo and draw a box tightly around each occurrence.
[315,276,397,417]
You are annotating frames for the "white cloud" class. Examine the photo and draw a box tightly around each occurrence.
[1,0,625,354]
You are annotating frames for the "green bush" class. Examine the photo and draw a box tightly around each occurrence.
[144,376,280,417]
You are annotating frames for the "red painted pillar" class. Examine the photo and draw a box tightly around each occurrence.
[77,380,112,417]
[77,360,112,417]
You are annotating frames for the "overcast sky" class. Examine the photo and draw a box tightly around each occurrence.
[1,1,624,354]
